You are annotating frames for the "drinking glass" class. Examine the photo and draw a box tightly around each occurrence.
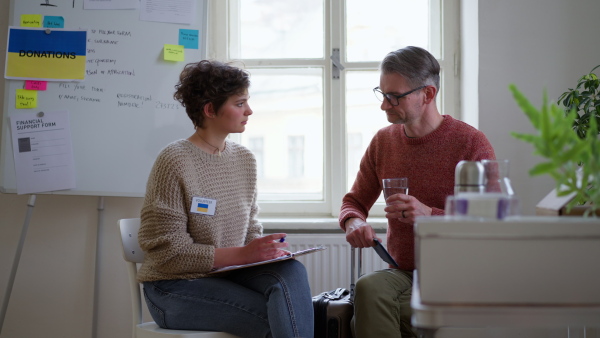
[481,159,514,195]
[382,178,409,205]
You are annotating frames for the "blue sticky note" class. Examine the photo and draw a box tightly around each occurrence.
[44,16,64,28]
[179,29,199,49]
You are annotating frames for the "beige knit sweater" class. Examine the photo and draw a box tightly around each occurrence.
[137,139,263,282]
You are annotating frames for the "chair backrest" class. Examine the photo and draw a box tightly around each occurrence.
[119,218,144,263]
[118,217,145,334]
[118,218,238,338]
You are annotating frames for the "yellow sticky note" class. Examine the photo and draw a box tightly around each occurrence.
[21,14,43,27]
[16,89,38,109]
[164,44,185,62]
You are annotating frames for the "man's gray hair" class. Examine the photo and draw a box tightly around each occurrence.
[380,46,440,91]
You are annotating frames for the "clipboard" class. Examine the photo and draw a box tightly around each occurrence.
[208,246,327,274]
[373,238,399,268]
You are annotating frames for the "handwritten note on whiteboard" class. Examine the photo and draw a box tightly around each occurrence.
[25,81,47,91]
[163,44,185,61]
[15,89,37,109]
[179,29,199,49]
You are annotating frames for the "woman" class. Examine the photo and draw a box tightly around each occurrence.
[137,60,314,338]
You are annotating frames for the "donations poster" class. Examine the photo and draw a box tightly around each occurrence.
[5,27,87,81]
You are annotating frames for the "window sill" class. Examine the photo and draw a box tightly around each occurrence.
[261,217,388,234]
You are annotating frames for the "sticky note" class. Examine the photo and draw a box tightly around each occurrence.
[164,44,185,62]
[179,29,199,49]
[21,15,43,27]
[44,16,65,28]
[16,89,38,109]
[25,81,48,91]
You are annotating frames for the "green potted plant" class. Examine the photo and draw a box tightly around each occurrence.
[557,65,600,139]
[509,84,599,217]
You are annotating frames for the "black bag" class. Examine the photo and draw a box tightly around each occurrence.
[312,247,361,338]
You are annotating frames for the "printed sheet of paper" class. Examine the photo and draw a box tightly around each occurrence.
[140,0,195,25]
[10,111,76,194]
[84,0,139,10]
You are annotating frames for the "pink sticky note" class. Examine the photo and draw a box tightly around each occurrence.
[25,81,47,91]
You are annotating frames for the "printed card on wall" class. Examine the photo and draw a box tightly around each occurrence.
[9,110,76,194]
[5,27,87,81]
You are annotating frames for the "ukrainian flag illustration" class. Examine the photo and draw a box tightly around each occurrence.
[197,203,209,213]
[6,28,87,80]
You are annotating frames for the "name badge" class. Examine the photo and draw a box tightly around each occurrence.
[190,196,216,216]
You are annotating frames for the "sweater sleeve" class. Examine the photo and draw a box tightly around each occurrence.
[244,190,263,244]
[138,150,215,277]
[471,129,496,162]
[339,138,382,230]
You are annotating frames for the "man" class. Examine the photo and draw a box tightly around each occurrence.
[339,46,496,337]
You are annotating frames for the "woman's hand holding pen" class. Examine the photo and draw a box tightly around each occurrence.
[242,233,289,263]
[213,233,289,268]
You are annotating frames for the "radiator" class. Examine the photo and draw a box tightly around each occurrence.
[285,234,390,295]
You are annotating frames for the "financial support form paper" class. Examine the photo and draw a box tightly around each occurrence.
[10,110,75,194]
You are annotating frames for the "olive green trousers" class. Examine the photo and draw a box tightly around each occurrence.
[351,269,418,338]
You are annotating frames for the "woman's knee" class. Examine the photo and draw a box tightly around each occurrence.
[274,259,309,281]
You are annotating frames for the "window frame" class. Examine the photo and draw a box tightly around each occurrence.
[207,0,460,217]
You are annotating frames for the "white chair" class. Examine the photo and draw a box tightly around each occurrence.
[118,218,238,338]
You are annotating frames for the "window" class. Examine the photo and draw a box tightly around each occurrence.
[288,135,305,178]
[209,0,459,216]
[247,137,264,178]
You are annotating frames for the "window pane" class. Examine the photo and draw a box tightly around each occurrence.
[288,135,305,177]
[346,71,389,192]
[241,68,324,200]
[236,0,324,59]
[248,137,264,177]
[346,0,429,62]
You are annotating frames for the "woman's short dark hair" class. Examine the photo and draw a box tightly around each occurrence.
[174,60,251,129]
[380,46,440,92]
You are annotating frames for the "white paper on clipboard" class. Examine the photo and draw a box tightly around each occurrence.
[209,246,327,274]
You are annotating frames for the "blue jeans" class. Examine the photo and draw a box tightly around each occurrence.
[142,259,314,338]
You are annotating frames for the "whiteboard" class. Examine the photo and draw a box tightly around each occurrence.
[1,0,207,196]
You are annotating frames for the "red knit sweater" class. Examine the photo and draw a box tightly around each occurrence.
[339,115,496,271]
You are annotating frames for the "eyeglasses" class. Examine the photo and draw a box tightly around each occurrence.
[373,86,426,106]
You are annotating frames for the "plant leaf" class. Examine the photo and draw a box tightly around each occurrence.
[529,161,557,176]
[509,84,541,129]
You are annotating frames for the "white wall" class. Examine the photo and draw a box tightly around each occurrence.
[477,0,600,215]
[1,0,600,337]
